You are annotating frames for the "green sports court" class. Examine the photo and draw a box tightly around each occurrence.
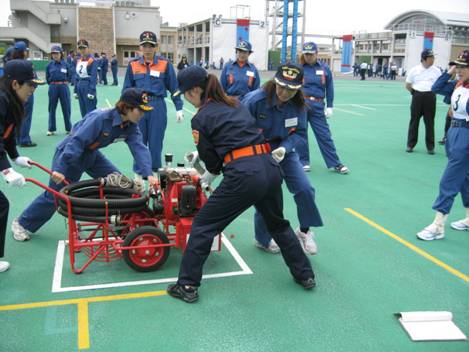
[0,76,468,352]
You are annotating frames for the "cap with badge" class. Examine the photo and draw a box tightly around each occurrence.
[302,42,318,54]
[274,64,304,90]
[139,31,157,46]
[4,60,45,86]
[421,49,434,60]
[235,40,253,53]
[77,39,89,49]
[51,45,62,53]
[450,50,469,67]
[173,66,208,97]
[14,41,29,52]
[120,88,153,111]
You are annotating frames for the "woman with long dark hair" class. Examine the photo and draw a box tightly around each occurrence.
[242,64,323,255]
[46,45,72,136]
[11,88,157,241]
[167,66,315,303]
[0,60,44,272]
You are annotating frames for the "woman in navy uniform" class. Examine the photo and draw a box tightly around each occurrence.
[11,89,157,241]
[46,45,72,136]
[220,40,260,99]
[0,60,44,271]
[111,54,119,86]
[417,50,469,241]
[296,42,349,174]
[74,39,98,117]
[167,66,315,303]
[242,64,324,255]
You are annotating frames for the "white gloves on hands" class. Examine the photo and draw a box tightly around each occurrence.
[200,171,218,191]
[176,110,184,123]
[2,168,25,187]
[73,93,78,99]
[325,107,333,118]
[14,156,32,168]
[271,147,286,163]
[87,94,95,100]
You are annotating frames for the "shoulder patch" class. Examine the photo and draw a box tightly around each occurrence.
[192,130,200,145]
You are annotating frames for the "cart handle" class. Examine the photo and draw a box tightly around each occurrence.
[25,177,69,202]
[28,160,70,185]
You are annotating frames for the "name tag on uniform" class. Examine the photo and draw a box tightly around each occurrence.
[246,71,255,77]
[61,68,67,73]
[113,137,126,143]
[285,117,298,128]
[316,70,324,75]
[150,70,160,78]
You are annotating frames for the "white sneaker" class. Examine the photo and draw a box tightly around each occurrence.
[417,224,445,241]
[254,239,280,254]
[46,131,55,136]
[295,228,318,255]
[303,165,311,172]
[0,261,10,272]
[11,218,31,241]
[450,219,469,231]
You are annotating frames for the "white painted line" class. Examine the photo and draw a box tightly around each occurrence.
[52,234,253,293]
[334,107,365,116]
[164,97,196,116]
[350,104,376,111]
[105,98,112,108]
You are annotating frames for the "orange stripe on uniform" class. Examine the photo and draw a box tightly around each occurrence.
[130,61,147,75]
[2,124,14,139]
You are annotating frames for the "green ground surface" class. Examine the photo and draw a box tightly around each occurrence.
[0,77,468,352]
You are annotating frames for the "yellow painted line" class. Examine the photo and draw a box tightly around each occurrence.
[105,98,112,108]
[345,208,469,283]
[77,300,90,350]
[0,289,167,350]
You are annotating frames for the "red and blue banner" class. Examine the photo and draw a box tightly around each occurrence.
[341,35,353,73]
[236,19,250,44]
[423,32,434,50]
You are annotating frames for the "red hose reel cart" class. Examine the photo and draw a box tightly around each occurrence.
[25,159,220,274]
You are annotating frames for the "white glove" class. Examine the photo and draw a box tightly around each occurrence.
[2,168,25,187]
[73,93,78,99]
[14,156,32,169]
[87,94,95,100]
[271,147,286,163]
[325,107,333,118]
[200,171,218,191]
[176,110,184,123]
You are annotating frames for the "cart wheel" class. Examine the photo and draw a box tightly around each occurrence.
[123,226,170,272]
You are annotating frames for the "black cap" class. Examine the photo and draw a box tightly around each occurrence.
[451,50,469,67]
[173,66,208,97]
[120,88,153,111]
[139,31,157,45]
[3,60,45,86]
[77,39,89,48]
[421,49,434,60]
[274,64,303,90]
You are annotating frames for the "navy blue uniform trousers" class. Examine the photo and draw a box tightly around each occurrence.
[0,191,8,257]
[177,155,314,287]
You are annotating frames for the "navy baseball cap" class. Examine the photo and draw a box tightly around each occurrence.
[77,39,89,48]
[120,88,153,111]
[302,42,318,54]
[274,64,303,90]
[3,60,45,86]
[235,40,253,53]
[140,31,157,45]
[173,66,208,97]
[14,41,28,52]
[451,50,469,67]
[51,45,62,53]
[421,49,434,60]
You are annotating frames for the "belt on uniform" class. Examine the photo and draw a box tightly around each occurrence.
[50,81,68,85]
[304,96,324,102]
[224,143,271,164]
[451,119,469,128]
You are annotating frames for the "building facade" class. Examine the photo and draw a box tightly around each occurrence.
[353,10,469,72]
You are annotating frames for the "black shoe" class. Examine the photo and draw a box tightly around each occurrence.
[438,138,446,145]
[294,277,316,290]
[19,142,37,147]
[427,149,435,155]
[406,147,413,153]
[167,283,199,303]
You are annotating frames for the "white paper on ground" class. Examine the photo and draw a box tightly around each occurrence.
[397,311,467,341]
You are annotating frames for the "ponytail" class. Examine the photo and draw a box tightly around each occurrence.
[200,74,238,108]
